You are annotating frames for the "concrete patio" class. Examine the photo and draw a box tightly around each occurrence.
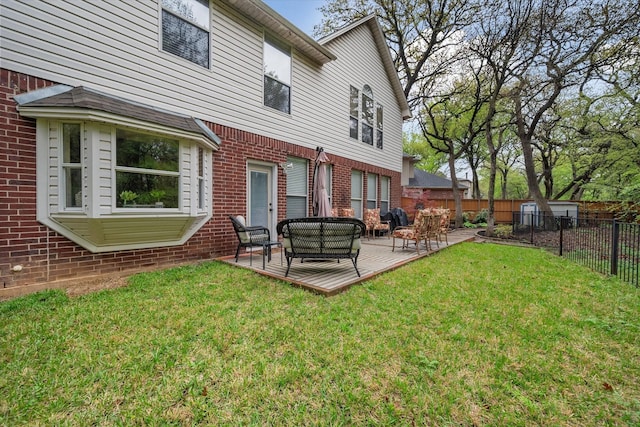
[220,228,479,296]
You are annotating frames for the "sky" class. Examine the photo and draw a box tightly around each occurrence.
[263,0,326,36]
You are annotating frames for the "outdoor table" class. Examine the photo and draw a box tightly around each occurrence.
[259,241,283,270]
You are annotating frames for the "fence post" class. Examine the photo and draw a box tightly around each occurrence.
[611,219,619,276]
[530,213,534,243]
[559,216,564,256]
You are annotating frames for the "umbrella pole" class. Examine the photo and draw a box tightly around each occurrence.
[312,147,324,217]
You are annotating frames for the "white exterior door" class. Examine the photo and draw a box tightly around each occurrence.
[247,164,275,235]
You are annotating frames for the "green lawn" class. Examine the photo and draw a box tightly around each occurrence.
[1,243,639,426]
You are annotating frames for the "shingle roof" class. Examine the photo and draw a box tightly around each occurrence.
[408,169,468,189]
[15,85,220,147]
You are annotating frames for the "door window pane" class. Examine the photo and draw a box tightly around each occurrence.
[250,171,269,228]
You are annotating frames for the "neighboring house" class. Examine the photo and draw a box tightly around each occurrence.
[0,0,410,295]
[457,176,474,199]
[401,153,420,186]
[402,168,468,205]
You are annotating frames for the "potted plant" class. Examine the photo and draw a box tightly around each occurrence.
[119,190,138,207]
[149,189,166,208]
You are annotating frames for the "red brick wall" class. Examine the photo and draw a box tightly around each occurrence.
[0,70,401,295]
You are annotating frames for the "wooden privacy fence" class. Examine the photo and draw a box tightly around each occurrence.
[400,198,622,223]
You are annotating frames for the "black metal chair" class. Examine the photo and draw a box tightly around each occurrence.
[229,215,271,266]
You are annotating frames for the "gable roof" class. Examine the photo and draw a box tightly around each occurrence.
[408,169,468,189]
[15,85,221,149]
[318,14,411,120]
[220,0,336,65]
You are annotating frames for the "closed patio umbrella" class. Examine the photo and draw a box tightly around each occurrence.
[313,149,332,217]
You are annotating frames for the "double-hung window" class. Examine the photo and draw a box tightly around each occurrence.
[380,176,390,214]
[367,173,378,209]
[161,0,210,68]
[286,157,308,218]
[351,170,363,219]
[264,36,292,114]
[62,123,83,210]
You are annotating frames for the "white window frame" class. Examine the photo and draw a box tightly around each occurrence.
[286,156,308,218]
[380,176,390,214]
[35,118,214,252]
[160,0,211,69]
[264,35,292,114]
[350,84,383,149]
[349,85,359,140]
[350,170,363,219]
[367,173,378,209]
[60,122,83,212]
[113,128,182,211]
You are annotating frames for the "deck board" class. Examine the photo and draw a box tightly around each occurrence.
[220,228,478,295]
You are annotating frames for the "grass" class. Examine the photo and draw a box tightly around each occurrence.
[1,242,639,425]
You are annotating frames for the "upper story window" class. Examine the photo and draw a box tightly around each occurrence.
[349,86,359,139]
[264,35,292,114]
[161,0,210,68]
[376,103,383,149]
[361,85,374,145]
[349,84,383,149]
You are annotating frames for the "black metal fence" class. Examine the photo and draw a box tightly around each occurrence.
[512,212,639,288]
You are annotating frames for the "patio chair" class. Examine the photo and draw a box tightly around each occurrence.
[339,208,355,217]
[229,215,271,265]
[436,208,451,245]
[391,209,434,255]
[363,208,390,239]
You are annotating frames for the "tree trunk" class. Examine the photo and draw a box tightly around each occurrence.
[448,152,464,228]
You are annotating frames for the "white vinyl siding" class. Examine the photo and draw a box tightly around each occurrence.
[1,0,403,170]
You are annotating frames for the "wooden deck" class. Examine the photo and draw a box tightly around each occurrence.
[219,228,479,296]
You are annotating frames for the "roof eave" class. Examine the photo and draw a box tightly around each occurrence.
[17,106,221,151]
[220,0,336,65]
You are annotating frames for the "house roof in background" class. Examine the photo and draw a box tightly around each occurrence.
[15,85,221,148]
[407,169,468,189]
